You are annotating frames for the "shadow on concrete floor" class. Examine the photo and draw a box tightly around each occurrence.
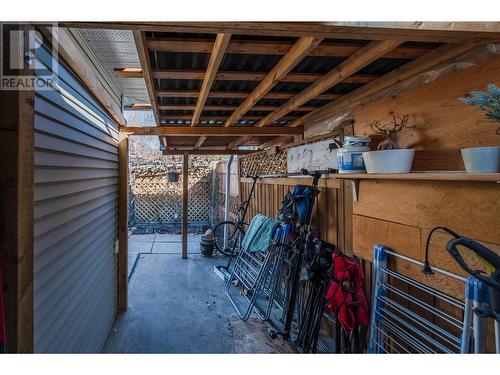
[104,236,294,353]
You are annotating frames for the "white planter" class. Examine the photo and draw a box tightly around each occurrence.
[461,146,500,173]
[362,149,415,173]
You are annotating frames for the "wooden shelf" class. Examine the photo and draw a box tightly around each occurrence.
[334,172,500,201]
[334,172,500,183]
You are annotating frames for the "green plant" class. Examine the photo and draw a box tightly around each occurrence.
[460,84,500,134]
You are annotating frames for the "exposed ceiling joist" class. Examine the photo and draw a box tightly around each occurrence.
[146,38,431,59]
[64,22,500,43]
[289,42,481,127]
[191,33,232,149]
[152,69,378,84]
[226,136,249,150]
[162,149,255,155]
[114,67,143,78]
[133,31,160,126]
[159,104,317,111]
[222,37,323,128]
[257,39,402,127]
[121,126,303,136]
[258,136,293,150]
[159,114,300,122]
[156,90,341,100]
[191,33,232,128]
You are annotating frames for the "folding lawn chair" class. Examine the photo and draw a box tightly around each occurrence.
[225,215,288,320]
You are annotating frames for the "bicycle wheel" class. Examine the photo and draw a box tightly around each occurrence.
[213,221,245,257]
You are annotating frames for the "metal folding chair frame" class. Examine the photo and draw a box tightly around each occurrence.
[225,224,289,320]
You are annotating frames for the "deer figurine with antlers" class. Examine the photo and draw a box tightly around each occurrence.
[370,114,409,150]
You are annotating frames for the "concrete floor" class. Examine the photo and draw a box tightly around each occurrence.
[103,234,293,353]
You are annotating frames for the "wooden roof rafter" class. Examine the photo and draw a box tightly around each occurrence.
[146,37,434,59]
[227,39,402,148]
[127,22,497,152]
[133,31,160,126]
[192,33,232,149]
[156,90,342,100]
[151,69,378,84]
[289,42,481,128]
[67,22,500,43]
[221,37,323,128]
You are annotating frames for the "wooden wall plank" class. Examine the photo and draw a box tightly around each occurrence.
[117,134,128,311]
[0,88,35,353]
[353,180,500,244]
[353,215,422,261]
[351,56,500,170]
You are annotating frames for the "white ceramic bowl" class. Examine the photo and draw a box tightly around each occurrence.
[461,146,500,173]
[362,149,415,173]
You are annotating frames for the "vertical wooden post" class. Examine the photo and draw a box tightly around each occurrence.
[182,152,188,259]
[342,122,354,255]
[0,88,35,353]
[118,133,128,311]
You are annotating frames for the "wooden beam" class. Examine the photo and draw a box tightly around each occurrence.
[159,104,317,111]
[43,27,126,126]
[223,37,322,128]
[133,31,160,126]
[160,135,168,151]
[192,33,232,128]
[153,69,377,84]
[289,42,481,128]
[195,136,207,149]
[258,136,293,149]
[147,37,432,59]
[192,33,231,149]
[156,90,341,100]
[182,153,188,259]
[257,40,402,127]
[0,86,34,353]
[121,126,303,136]
[163,149,255,155]
[160,114,299,122]
[226,136,249,150]
[63,22,500,43]
[131,103,152,110]
[114,68,143,78]
[117,133,128,311]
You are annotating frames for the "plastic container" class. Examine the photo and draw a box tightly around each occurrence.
[343,136,371,149]
[362,149,415,173]
[461,146,500,173]
[200,235,214,257]
[337,146,369,174]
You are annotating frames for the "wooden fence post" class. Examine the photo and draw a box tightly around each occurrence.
[182,152,188,259]
[118,133,129,311]
[0,88,35,353]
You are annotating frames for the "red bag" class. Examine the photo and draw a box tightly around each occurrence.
[325,252,370,333]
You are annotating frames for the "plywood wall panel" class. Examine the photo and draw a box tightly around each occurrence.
[353,180,500,244]
[353,215,421,261]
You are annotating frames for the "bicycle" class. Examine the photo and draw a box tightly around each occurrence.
[212,174,258,257]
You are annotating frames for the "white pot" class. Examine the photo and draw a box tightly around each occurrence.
[362,149,415,174]
[461,146,500,173]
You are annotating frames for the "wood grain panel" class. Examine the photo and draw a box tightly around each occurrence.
[239,179,344,249]
[352,56,500,170]
[353,215,421,261]
[353,180,500,244]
